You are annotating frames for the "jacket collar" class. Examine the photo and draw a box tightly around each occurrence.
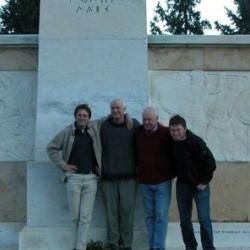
[107,113,133,130]
[70,121,93,135]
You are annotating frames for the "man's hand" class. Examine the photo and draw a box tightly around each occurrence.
[196,183,207,191]
[63,164,78,173]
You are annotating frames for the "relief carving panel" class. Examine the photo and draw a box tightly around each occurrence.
[150,71,250,161]
[0,72,37,161]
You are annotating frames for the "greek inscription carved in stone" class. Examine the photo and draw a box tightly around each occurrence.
[68,0,141,14]
[69,0,114,14]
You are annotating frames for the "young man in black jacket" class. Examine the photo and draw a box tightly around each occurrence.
[169,115,216,250]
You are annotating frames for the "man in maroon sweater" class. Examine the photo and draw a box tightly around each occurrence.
[135,107,175,250]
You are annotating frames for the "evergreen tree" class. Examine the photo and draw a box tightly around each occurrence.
[150,0,211,35]
[0,0,39,34]
[215,0,250,34]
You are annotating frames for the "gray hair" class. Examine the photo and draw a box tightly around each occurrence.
[110,98,126,108]
[142,107,158,117]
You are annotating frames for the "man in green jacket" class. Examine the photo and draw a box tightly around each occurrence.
[47,104,101,250]
[100,99,140,250]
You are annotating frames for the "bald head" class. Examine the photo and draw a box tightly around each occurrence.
[110,99,126,123]
[142,107,158,131]
[110,99,125,109]
[142,107,158,117]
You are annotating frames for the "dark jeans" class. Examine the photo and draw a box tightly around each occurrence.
[176,180,215,250]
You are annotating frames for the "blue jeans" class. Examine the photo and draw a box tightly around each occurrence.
[176,181,215,250]
[140,180,172,250]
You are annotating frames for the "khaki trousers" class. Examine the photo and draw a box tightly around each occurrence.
[66,173,97,250]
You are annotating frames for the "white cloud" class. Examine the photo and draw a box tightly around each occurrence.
[146,0,237,34]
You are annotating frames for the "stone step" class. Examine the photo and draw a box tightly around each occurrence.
[0,246,18,250]
[166,249,250,250]
[0,223,24,249]
[165,223,250,248]
[19,223,250,250]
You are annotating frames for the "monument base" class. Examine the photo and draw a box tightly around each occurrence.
[19,223,250,250]
[0,223,24,250]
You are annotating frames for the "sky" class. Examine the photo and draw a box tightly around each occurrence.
[0,0,237,35]
[147,0,237,34]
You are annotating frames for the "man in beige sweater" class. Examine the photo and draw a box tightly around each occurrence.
[47,104,101,250]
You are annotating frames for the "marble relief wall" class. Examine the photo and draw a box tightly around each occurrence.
[0,72,37,161]
[150,71,250,161]
[1,69,250,162]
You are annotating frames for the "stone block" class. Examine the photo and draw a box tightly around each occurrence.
[0,49,38,71]
[0,163,26,222]
[26,162,145,228]
[211,162,250,222]
[0,223,24,247]
[150,70,250,161]
[36,39,148,160]
[39,0,146,39]
[27,162,250,225]
[27,162,70,226]
[148,46,250,71]
[0,71,37,161]
[204,48,250,71]
[168,162,250,222]
[149,47,203,70]
[19,223,250,250]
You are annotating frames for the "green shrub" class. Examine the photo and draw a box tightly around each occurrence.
[86,240,108,250]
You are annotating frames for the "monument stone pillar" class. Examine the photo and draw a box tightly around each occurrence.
[19,0,148,249]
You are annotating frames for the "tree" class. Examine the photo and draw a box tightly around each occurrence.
[0,0,40,34]
[215,0,250,34]
[150,0,211,35]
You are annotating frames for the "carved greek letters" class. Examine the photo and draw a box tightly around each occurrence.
[68,0,140,14]
[69,0,114,14]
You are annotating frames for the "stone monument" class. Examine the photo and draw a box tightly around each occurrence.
[19,0,148,249]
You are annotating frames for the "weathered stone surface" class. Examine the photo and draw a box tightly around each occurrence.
[0,247,17,250]
[168,162,250,222]
[0,72,37,161]
[150,70,250,161]
[19,223,250,250]
[1,36,250,72]
[211,162,250,222]
[149,47,203,70]
[204,48,250,71]
[26,162,250,228]
[149,47,250,71]
[35,0,148,161]
[0,163,26,222]
[0,49,38,71]
[27,162,145,227]
[26,163,70,226]
[0,223,24,247]
[36,35,148,161]
[40,0,146,40]
[21,0,148,248]
[148,34,250,46]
